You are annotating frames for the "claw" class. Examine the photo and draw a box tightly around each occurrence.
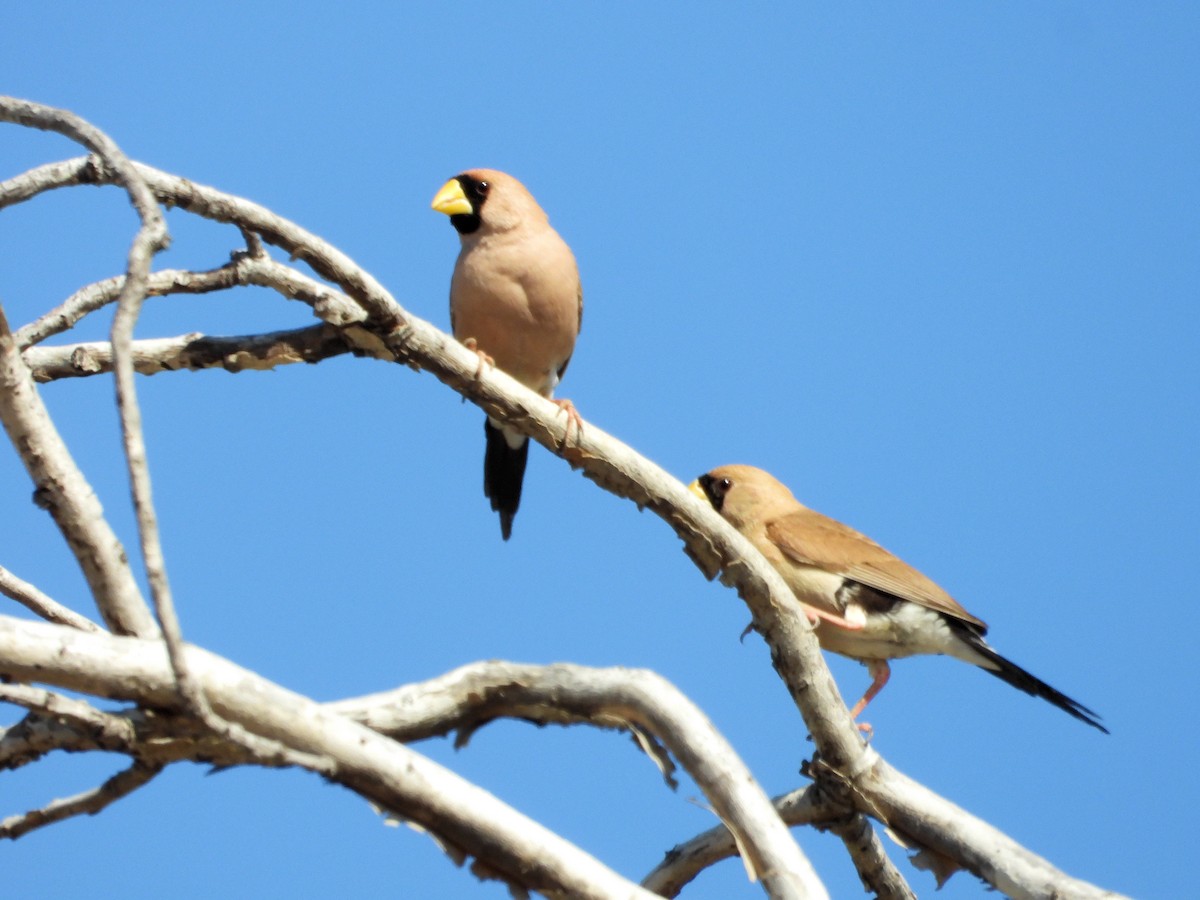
[462,338,494,380]
[551,398,582,449]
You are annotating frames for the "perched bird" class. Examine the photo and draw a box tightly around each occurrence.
[689,464,1107,732]
[432,169,582,540]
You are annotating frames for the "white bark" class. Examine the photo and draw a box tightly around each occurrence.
[0,617,656,898]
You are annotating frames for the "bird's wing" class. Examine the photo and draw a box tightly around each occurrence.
[766,508,987,630]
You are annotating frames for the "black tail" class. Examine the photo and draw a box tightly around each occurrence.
[954,624,1108,733]
[483,419,529,541]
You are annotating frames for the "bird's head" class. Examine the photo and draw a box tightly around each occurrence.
[689,464,799,530]
[431,168,546,237]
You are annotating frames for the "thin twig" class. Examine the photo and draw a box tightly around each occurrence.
[0,565,101,631]
[14,255,364,350]
[15,267,233,348]
[0,760,164,840]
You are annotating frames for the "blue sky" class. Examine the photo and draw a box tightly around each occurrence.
[1,4,1196,897]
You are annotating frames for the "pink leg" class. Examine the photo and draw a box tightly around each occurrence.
[848,660,892,734]
[809,606,866,630]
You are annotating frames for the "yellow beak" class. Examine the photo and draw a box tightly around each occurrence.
[431,178,473,216]
[687,479,708,502]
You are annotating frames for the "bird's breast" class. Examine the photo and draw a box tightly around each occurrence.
[450,232,579,395]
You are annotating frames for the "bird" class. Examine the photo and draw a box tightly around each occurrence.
[689,464,1107,733]
[431,169,582,540]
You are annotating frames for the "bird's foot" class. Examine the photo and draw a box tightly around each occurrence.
[462,338,494,380]
[551,398,583,448]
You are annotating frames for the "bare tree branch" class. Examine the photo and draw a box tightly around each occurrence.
[22,325,354,382]
[14,255,365,351]
[1,99,164,644]
[0,614,677,899]
[16,98,198,723]
[0,155,101,210]
[16,266,242,349]
[0,683,140,774]
[0,677,842,896]
[0,634,826,898]
[851,762,1125,900]
[0,682,129,728]
[331,661,828,898]
[0,565,101,631]
[0,101,171,640]
[645,788,834,896]
[0,155,400,327]
[0,302,153,635]
[823,813,916,900]
[0,702,231,773]
[1,99,335,775]
[15,254,367,382]
[645,785,915,900]
[0,759,165,840]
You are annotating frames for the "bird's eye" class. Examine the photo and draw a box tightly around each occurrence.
[476,181,490,194]
[718,478,732,495]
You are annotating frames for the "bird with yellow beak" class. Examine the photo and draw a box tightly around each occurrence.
[432,169,582,540]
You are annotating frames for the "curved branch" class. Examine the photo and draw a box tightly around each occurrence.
[0,102,169,643]
[0,614,670,900]
[1,99,313,768]
[4,662,830,897]
[15,255,365,351]
[645,788,831,896]
[331,661,827,898]
[16,265,246,348]
[1,100,167,649]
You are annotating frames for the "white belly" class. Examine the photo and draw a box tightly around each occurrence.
[815,598,975,663]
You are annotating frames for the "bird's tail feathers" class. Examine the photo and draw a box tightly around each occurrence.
[483,419,529,541]
[953,624,1108,733]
